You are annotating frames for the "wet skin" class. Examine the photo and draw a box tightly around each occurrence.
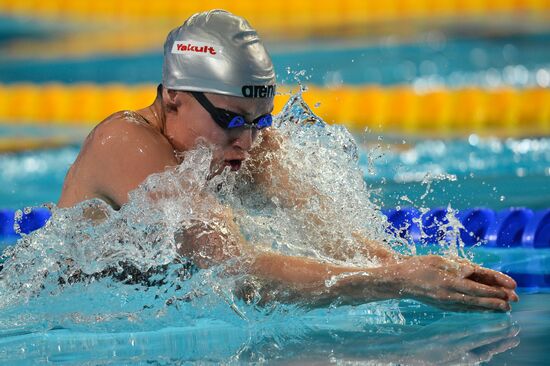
[58,86,518,311]
[59,88,269,209]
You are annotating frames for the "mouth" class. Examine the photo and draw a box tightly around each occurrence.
[225,159,243,171]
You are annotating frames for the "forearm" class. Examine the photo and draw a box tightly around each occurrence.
[179,225,517,312]
[247,251,399,307]
[354,233,403,265]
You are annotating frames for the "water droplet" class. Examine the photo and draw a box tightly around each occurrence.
[500,196,506,201]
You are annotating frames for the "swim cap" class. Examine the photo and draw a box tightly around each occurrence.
[162,10,276,98]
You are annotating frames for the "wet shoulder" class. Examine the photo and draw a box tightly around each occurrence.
[79,110,178,180]
[84,110,174,160]
[70,110,179,207]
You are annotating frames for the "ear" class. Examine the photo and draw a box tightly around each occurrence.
[162,88,183,112]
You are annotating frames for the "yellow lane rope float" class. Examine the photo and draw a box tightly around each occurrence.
[1,0,549,39]
[0,83,549,137]
[0,137,74,153]
[2,1,549,59]
[2,0,549,22]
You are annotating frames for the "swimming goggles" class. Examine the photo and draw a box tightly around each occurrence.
[190,91,272,130]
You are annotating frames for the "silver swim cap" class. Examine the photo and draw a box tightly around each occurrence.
[162,10,276,98]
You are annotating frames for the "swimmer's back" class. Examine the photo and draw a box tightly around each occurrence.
[58,110,177,209]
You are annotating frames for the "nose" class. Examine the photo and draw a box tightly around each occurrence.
[231,128,257,151]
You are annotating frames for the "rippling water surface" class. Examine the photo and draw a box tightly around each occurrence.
[0,93,548,364]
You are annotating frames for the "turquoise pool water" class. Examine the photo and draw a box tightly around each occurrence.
[2,32,550,88]
[1,21,550,365]
[1,122,549,364]
[1,132,549,210]
[0,295,548,365]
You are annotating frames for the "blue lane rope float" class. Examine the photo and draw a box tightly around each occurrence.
[0,207,51,239]
[384,207,550,248]
[485,208,535,248]
[458,208,496,246]
[383,206,550,291]
[522,209,550,249]
[1,206,550,290]
[0,206,548,248]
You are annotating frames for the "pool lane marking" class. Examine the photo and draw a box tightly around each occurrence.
[0,83,549,137]
[0,137,76,153]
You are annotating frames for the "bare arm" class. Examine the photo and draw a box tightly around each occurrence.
[177,204,518,311]
[65,121,517,311]
[246,128,399,265]
[240,248,518,311]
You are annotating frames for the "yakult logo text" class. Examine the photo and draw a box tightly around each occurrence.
[171,41,222,56]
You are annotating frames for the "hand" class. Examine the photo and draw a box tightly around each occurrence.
[391,255,519,312]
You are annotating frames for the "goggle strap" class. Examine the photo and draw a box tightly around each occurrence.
[190,91,227,124]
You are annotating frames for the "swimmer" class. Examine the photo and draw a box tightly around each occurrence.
[58,10,518,312]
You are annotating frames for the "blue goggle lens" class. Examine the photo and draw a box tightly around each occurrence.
[226,114,272,130]
[255,114,272,129]
[227,116,246,129]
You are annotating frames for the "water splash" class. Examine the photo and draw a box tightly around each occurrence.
[394,172,472,258]
[0,91,403,332]
[229,90,396,265]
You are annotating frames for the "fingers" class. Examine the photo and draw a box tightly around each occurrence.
[449,265,519,305]
[503,287,520,302]
[407,256,520,312]
[428,256,518,291]
[467,266,517,289]
[449,278,509,300]
[446,293,511,312]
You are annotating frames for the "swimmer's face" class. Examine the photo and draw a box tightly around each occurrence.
[164,90,274,173]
